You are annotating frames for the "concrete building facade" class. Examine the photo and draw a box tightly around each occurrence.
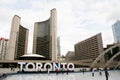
[6,15,29,60]
[0,38,8,60]
[75,33,103,61]
[112,20,120,43]
[33,8,57,61]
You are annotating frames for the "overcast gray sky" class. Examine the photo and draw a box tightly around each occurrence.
[0,0,120,55]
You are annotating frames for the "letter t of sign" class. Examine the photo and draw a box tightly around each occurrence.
[18,62,26,71]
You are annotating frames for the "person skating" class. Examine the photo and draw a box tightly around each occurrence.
[104,68,109,80]
[55,68,59,75]
[92,69,94,77]
[99,69,102,76]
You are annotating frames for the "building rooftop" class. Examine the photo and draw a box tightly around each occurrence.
[20,54,45,58]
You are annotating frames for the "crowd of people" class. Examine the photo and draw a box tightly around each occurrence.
[47,68,70,75]
[80,68,109,80]
[0,67,111,80]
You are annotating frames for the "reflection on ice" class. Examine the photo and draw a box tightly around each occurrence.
[4,70,120,80]
[5,74,75,80]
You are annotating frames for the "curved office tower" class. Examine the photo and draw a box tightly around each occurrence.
[6,15,29,60]
[33,8,57,61]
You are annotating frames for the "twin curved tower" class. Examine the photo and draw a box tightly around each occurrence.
[6,15,29,60]
[33,8,57,61]
[6,9,57,61]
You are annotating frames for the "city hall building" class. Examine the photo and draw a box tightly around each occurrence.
[33,8,57,61]
[6,15,29,60]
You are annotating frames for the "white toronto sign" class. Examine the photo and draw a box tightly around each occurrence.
[18,62,74,71]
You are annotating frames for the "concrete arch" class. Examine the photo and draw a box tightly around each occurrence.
[115,62,120,69]
[90,43,120,68]
[104,52,120,68]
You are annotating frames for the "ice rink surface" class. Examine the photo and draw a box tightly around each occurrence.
[4,70,120,80]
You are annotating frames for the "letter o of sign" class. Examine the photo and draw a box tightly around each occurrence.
[26,62,35,71]
[67,63,74,71]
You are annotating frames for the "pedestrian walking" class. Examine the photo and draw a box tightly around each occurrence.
[82,68,85,74]
[22,69,24,73]
[104,68,109,80]
[55,69,59,75]
[66,68,68,75]
[92,69,94,77]
[62,68,64,74]
[99,69,102,76]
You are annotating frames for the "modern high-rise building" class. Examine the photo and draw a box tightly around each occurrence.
[75,33,103,60]
[112,20,120,43]
[33,8,57,61]
[6,15,29,60]
[0,37,8,60]
[57,37,61,59]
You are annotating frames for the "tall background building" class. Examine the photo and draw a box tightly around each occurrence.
[75,33,103,61]
[6,15,29,60]
[33,8,57,61]
[0,37,8,60]
[57,37,61,59]
[112,20,120,43]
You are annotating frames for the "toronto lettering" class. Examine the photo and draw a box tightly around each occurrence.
[18,62,74,71]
